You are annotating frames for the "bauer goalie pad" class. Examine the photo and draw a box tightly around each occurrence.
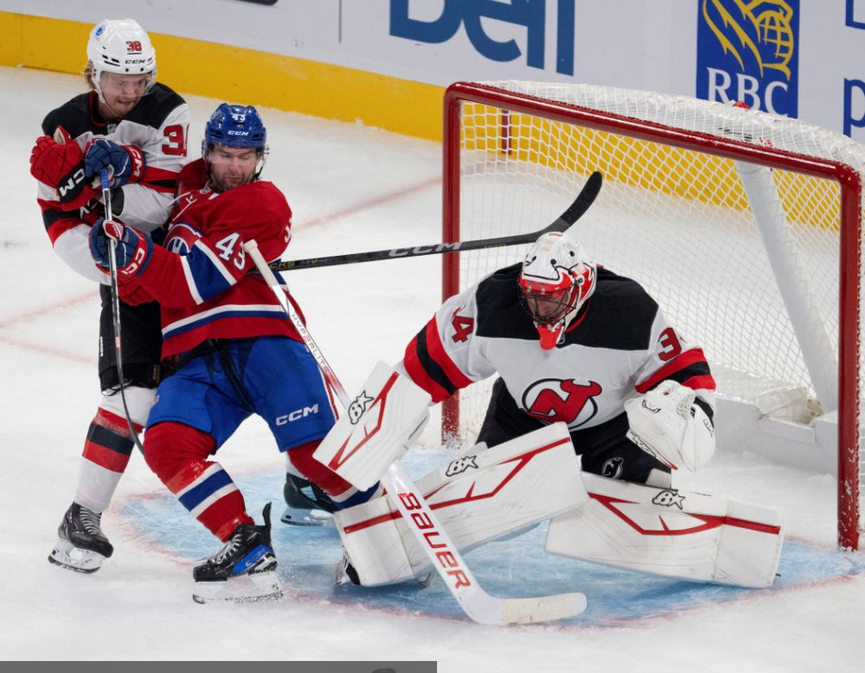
[545,472,784,588]
[314,361,431,491]
[335,423,587,587]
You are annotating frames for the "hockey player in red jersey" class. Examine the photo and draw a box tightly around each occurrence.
[29,18,189,573]
[88,103,377,602]
[400,230,717,486]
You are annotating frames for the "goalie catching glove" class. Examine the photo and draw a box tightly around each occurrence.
[624,380,715,471]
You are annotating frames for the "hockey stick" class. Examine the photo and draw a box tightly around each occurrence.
[100,170,145,454]
[268,171,603,272]
[244,239,587,625]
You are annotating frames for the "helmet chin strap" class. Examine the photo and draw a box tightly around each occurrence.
[96,93,123,122]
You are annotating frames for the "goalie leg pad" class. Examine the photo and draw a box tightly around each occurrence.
[314,362,431,491]
[545,472,784,588]
[335,423,588,586]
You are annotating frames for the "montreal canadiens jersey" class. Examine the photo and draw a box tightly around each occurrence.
[123,159,301,358]
[35,85,189,283]
[401,263,716,431]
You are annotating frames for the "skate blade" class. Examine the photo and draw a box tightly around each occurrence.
[48,539,106,574]
[280,506,333,527]
[192,569,284,604]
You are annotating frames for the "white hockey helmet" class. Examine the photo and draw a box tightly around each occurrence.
[518,231,597,350]
[86,19,156,92]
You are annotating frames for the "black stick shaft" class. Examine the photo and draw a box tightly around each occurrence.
[269,171,602,272]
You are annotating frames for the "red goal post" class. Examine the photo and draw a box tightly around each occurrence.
[441,81,863,550]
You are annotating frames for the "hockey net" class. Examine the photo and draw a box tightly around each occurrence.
[441,81,863,550]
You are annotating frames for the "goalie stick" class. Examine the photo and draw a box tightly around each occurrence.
[268,171,603,272]
[244,239,587,626]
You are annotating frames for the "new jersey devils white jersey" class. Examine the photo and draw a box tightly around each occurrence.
[401,264,715,431]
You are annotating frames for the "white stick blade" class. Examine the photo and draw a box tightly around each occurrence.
[499,592,588,625]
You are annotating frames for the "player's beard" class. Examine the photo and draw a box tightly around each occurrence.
[209,166,254,193]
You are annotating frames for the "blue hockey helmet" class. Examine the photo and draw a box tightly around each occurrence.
[202,103,267,153]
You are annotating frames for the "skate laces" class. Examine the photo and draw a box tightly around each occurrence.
[78,506,105,537]
[210,532,244,566]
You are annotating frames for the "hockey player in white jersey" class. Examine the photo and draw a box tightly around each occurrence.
[323,230,783,590]
[401,230,716,484]
[29,18,189,573]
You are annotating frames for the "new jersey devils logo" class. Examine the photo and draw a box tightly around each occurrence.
[522,378,602,428]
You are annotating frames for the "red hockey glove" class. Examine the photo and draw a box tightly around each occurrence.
[29,127,99,210]
[117,279,156,306]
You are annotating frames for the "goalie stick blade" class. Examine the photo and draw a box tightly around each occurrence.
[498,592,588,626]
[461,586,587,626]
[381,461,587,626]
[268,171,603,272]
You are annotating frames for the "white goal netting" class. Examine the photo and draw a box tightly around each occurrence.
[443,81,864,548]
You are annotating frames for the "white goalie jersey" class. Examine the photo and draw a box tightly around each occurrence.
[400,263,716,431]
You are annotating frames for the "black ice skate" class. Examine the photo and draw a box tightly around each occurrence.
[280,472,336,527]
[48,503,114,573]
[335,552,361,586]
[192,503,283,604]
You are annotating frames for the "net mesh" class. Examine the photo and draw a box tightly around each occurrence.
[445,81,863,544]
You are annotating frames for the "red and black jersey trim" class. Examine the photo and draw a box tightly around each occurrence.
[39,206,83,244]
[636,347,716,397]
[41,207,71,231]
[403,322,457,403]
[141,165,181,194]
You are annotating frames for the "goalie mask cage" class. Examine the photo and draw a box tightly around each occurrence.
[441,81,864,550]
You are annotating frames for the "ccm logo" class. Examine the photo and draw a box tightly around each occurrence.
[397,491,471,588]
[122,246,149,276]
[275,404,319,425]
[58,168,86,197]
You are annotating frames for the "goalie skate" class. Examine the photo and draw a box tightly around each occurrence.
[280,472,335,527]
[48,503,114,574]
[192,503,283,604]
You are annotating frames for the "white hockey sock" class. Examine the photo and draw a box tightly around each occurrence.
[73,386,153,512]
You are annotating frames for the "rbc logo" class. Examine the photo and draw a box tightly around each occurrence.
[390,0,576,76]
[696,0,799,117]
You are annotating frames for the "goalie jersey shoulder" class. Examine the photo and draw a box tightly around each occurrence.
[474,263,659,350]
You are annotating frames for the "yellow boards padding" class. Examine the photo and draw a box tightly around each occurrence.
[461,104,840,231]
[0,12,444,142]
